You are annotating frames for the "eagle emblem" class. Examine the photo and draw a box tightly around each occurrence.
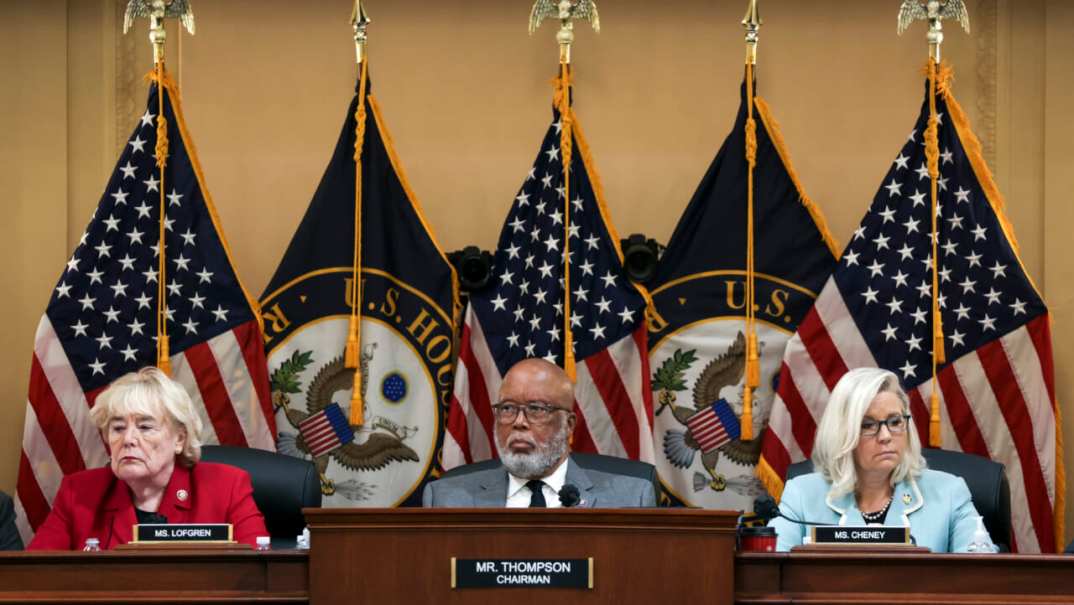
[123,0,195,35]
[528,0,600,35]
[654,332,764,493]
[897,0,970,36]
[271,344,420,499]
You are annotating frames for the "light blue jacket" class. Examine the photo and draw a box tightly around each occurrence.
[769,468,994,553]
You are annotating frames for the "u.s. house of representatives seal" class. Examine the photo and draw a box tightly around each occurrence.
[649,274,816,510]
[262,268,453,507]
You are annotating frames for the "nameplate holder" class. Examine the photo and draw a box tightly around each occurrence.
[133,523,234,543]
[451,558,593,589]
[809,525,910,545]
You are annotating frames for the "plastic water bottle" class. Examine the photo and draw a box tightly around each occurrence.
[255,536,271,551]
[966,516,997,553]
[82,538,101,552]
[295,528,310,550]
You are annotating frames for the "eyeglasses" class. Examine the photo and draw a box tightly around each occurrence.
[860,414,912,437]
[491,401,570,425]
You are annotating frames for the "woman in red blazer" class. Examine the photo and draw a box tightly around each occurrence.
[28,367,267,550]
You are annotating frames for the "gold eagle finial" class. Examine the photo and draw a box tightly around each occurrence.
[529,0,600,65]
[123,0,195,64]
[897,0,970,61]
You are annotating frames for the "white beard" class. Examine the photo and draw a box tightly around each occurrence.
[496,424,570,480]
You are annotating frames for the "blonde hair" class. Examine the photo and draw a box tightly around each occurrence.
[90,367,203,466]
[811,367,925,498]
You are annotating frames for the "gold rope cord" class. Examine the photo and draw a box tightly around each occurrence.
[558,64,576,381]
[154,60,171,375]
[925,58,945,447]
[741,62,759,441]
[346,60,370,425]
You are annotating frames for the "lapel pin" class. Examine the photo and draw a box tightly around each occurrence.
[177,489,189,502]
[902,492,912,505]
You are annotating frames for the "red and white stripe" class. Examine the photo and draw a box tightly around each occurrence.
[14,316,275,546]
[299,410,344,458]
[444,305,654,469]
[761,278,1060,553]
[687,409,732,453]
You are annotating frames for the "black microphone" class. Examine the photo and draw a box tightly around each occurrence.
[558,484,581,507]
[753,495,828,526]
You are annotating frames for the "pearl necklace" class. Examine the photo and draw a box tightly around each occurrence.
[860,496,893,523]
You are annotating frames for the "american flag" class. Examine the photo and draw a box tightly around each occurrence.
[298,403,355,458]
[443,100,655,468]
[687,401,741,454]
[759,74,1061,553]
[14,72,276,544]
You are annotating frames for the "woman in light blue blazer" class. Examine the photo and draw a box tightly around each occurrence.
[769,368,994,553]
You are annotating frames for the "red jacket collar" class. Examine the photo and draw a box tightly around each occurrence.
[102,463,193,513]
[159,463,193,516]
[101,463,192,548]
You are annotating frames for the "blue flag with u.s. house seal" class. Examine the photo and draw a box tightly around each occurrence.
[647,76,838,509]
[261,74,458,507]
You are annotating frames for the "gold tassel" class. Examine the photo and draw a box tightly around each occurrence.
[741,387,754,441]
[344,316,360,369]
[746,332,761,388]
[157,334,171,376]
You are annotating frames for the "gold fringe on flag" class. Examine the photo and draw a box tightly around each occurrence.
[346,60,370,426]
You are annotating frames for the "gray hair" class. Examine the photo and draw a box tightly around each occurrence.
[811,367,925,498]
[90,366,204,466]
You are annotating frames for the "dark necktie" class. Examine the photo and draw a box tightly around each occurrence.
[525,480,547,508]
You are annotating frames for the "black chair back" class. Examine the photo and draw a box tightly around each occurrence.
[786,448,1011,551]
[200,445,321,548]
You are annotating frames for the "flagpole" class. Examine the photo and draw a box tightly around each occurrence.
[740,0,762,441]
[897,0,970,446]
[529,1,600,381]
[123,1,196,376]
[345,0,372,426]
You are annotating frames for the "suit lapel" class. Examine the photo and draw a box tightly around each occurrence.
[475,468,509,507]
[565,457,596,508]
[157,464,193,522]
[889,476,923,527]
[824,476,924,528]
[825,490,857,525]
[103,473,135,547]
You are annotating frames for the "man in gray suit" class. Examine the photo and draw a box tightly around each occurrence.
[423,358,656,508]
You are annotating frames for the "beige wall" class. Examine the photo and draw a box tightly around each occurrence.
[2,0,1071,542]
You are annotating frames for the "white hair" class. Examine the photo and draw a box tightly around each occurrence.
[811,367,925,499]
[90,366,204,466]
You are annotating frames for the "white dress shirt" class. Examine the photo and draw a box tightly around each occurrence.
[505,457,569,508]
